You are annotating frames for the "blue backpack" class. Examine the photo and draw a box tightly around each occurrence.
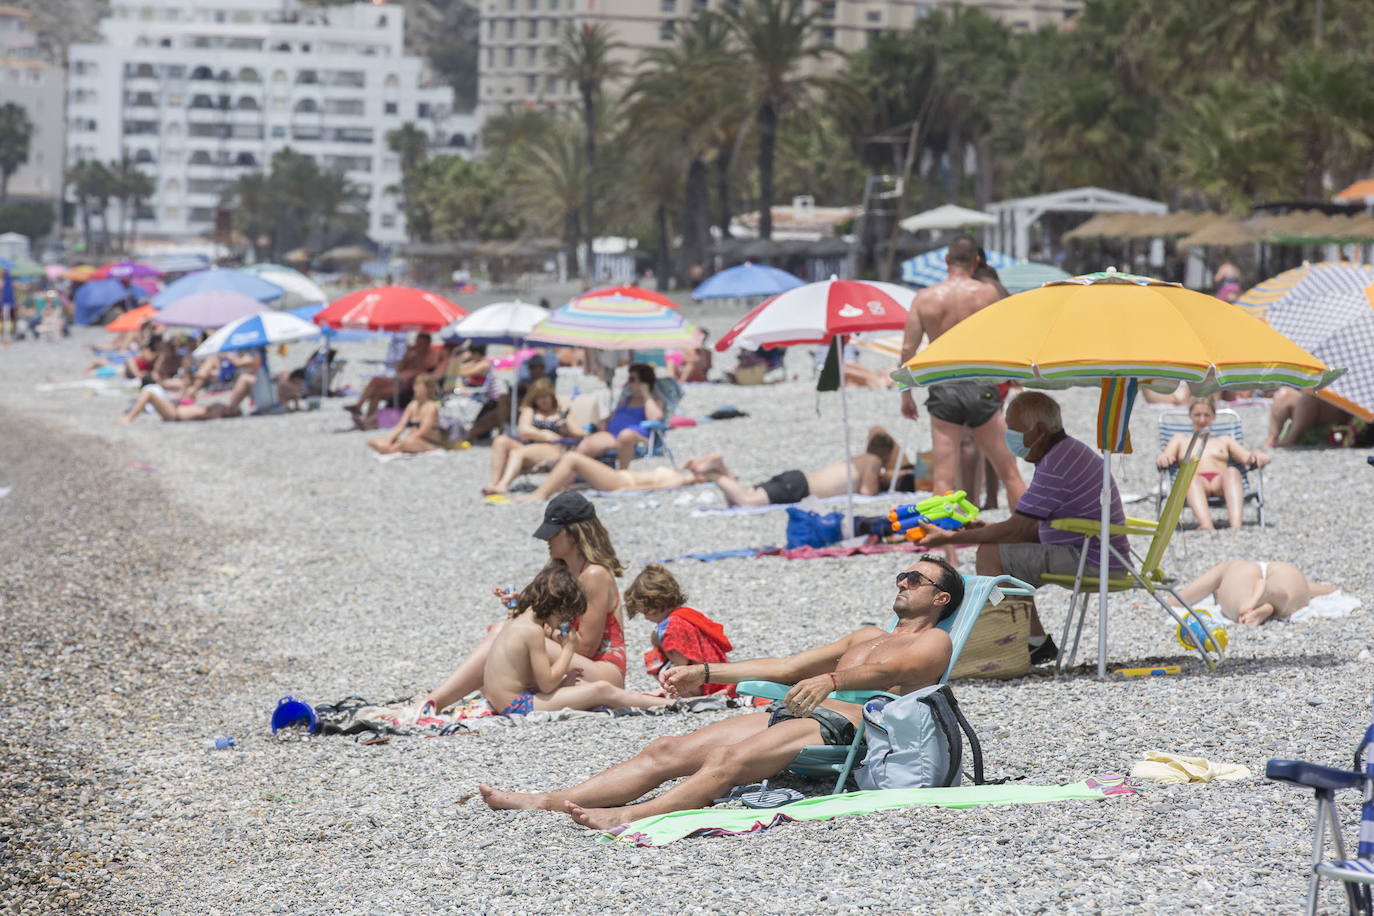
[784,507,844,549]
[853,684,987,790]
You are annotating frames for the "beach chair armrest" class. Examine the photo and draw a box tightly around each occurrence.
[1266,759,1366,792]
[735,680,896,706]
[1049,518,1157,537]
[640,420,668,432]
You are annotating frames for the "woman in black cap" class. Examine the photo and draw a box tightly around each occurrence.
[421,492,629,715]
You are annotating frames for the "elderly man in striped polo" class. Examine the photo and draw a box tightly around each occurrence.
[915,391,1128,666]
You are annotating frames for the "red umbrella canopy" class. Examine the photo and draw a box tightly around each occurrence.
[577,284,680,310]
[313,286,466,332]
[714,279,914,351]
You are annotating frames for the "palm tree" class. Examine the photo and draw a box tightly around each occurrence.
[549,22,626,263]
[0,102,32,202]
[510,119,588,267]
[721,0,828,240]
[67,160,101,254]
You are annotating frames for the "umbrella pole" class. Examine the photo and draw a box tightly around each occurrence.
[838,335,856,538]
[1097,449,1111,679]
[509,337,523,437]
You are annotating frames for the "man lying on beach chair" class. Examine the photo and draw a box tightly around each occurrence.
[479,556,959,830]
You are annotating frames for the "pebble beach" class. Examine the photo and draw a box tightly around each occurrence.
[3,291,1372,914]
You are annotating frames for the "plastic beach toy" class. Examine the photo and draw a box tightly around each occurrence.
[1115,665,1182,677]
[1175,610,1229,654]
[270,696,319,735]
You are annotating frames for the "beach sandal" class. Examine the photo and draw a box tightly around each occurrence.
[713,781,804,809]
[354,729,389,746]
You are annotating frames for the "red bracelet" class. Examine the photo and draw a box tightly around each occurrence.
[828,672,838,690]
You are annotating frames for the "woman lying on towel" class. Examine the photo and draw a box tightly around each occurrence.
[625,563,733,696]
[484,561,670,716]
[1171,559,1339,626]
[422,493,631,715]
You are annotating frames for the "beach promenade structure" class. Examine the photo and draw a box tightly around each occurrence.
[0,6,66,208]
[477,0,1080,120]
[67,0,476,246]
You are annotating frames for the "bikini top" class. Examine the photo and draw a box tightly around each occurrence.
[531,412,564,433]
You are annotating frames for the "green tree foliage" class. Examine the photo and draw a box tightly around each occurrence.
[0,103,33,203]
[220,149,367,262]
[0,200,53,242]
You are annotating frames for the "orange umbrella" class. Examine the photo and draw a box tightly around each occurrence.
[65,265,97,282]
[106,304,159,333]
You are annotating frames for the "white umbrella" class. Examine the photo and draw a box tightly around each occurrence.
[899,204,997,234]
[443,300,550,434]
[192,310,321,358]
[243,264,329,310]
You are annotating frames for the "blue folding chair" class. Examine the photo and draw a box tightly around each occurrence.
[736,573,1035,795]
[1267,705,1374,914]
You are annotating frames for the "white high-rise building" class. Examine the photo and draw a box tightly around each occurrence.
[0,7,66,207]
[68,0,477,246]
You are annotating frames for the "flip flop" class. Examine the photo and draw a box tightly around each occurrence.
[713,781,804,809]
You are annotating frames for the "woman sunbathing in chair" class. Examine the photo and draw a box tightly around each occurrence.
[367,373,447,455]
[574,362,664,469]
[484,378,575,495]
[483,561,671,716]
[422,494,630,714]
[1156,398,1268,531]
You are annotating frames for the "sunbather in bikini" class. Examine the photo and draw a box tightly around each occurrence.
[1156,398,1269,530]
[1171,559,1337,626]
[116,371,256,424]
[367,373,447,455]
[484,561,671,716]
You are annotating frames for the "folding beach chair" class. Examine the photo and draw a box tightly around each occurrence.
[1266,702,1374,915]
[1156,407,1265,526]
[1041,436,1224,676]
[635,377,684,467]
[735,573,1036,795]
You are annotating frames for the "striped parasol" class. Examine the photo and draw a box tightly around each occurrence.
[527,290,700,350]
[998,262,1071,293]
[1236,262,1374,421]
[900,246,1020,287]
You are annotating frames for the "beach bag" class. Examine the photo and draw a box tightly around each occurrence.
[785,508,844,549]
[853,684,986,791]
[950,596,1032,680]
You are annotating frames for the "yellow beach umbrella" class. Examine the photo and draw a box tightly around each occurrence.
[893,270,1339,677]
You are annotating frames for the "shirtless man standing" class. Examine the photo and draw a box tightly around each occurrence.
[479,556,961,829]
[899,237,1025,514]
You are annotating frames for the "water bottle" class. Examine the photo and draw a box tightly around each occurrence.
[503,585,518,609]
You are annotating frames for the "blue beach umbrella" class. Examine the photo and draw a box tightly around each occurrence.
[151,267,283,310]
[1,269,13,310]
[900,246,1021,287]
[692,262,805,300]
[191,311,321,358]
[74,278,144,325]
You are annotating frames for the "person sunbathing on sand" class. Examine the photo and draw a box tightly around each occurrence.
[368,373,447,455]
[116,373,256,424]
[691,427,900,506]
[1156,398,1269,530]
[478,556,960,830]
[1171,559,1337,626]
[484,561,671,716]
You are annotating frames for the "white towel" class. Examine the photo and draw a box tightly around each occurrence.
[1193,590,1362,623]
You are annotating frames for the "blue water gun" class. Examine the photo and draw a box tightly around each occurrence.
[889,490,980,542]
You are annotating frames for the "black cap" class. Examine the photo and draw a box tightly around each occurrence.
[533,492,596,540]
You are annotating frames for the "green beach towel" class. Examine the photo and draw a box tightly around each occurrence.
[597,775,1137,847]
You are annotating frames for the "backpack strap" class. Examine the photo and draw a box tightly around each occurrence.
[923,686,964,788]
[941,687,988,786]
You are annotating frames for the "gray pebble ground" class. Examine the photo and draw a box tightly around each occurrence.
[2,286,1372,915]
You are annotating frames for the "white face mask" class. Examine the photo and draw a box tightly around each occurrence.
[1004,428,1031,459]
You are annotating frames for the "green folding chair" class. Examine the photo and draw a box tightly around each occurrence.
[735,573,1035,795]
[1041,434,1224,676]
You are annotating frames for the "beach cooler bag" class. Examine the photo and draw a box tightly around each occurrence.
[785,508,844,549]
[853,684,986,790]
[950,596,1032,681]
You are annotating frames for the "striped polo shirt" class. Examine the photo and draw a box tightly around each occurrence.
[1015,432,1128,571]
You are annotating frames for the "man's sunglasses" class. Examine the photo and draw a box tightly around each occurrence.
[896,570,941,592]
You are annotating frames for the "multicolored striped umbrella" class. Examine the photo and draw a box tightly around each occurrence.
[579,284,681,311]
[526,290,700,350]
[1236,262,1374,421]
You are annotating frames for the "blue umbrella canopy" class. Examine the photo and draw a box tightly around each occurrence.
[900,246,1021,287]
[150,268,283,309]
[74,279,145,325]
[192,311,321,357]
[692,262,805,300]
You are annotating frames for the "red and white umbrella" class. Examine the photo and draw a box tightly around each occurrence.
[313,285,466,332]
[714,278,916,534]
[714,279,914,351]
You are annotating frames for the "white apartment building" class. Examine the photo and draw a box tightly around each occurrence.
[0,6,65,205]
[68,0,477,246]
[477,0,1080,119]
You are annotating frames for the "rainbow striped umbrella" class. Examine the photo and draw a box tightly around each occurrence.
[526,290,700,350]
